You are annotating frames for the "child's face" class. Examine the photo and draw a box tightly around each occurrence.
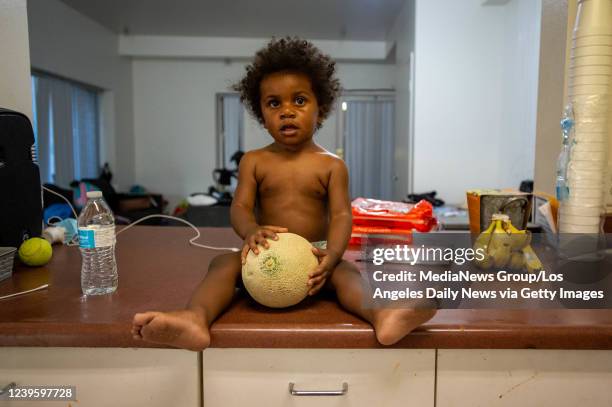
[259,71,321,148]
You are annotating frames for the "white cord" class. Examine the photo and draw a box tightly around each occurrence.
[0,284,49,300]
[41,185,239,252]
[116,214,239,252]
[42,185,79,219]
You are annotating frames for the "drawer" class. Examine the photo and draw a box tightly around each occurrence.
[0,347,199,407]
[437,349,612,407]
[203,348,435,407]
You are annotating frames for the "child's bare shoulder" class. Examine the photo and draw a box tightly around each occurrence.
[245,145,282,159]
[239,148,268,166]
[238,148,280,177]
[313,149,348,173]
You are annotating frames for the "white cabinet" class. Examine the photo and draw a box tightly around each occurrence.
[202,348,435,407]
[0,347,200,407]
[436,349,612,407]
[4,346,611,407]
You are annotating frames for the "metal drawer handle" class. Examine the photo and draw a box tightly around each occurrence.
[288,382,348,396]
[0,382,16,395]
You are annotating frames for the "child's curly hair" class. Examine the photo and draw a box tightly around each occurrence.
[233,37,341,128]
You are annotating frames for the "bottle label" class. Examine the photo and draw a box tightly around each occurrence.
[556,185,569,201]
[78,226,116,249]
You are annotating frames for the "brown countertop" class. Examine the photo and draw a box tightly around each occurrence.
[1,226,611,349]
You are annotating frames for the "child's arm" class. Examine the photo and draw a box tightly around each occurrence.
[309,159,352,294]
[230,151,287,262]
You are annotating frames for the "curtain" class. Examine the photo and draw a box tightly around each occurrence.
[344,100,395,200]
[31,74,99,187]
[32,76,52,183]
[222,94,243,169]
[72,85,99,180]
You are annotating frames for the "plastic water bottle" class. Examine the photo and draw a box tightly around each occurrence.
[78,191,118,295]
[556,104,574,202]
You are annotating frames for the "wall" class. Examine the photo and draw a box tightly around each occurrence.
[132,58,395,208]
[412,0,541,205]
[387,0,416,200]
[500,0,542,189]
[0,0,32,119]
[534,0,570,196]
[27,0,134,189]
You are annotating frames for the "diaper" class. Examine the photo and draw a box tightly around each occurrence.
[311,241,327,250]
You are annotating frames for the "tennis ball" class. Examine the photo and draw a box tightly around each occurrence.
[18,237,53,267]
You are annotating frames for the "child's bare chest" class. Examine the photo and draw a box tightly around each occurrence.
[256,162,328,200]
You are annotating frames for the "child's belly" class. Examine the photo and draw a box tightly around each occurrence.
[257,200,328,241]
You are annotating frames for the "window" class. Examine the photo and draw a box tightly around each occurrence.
[31,72,101,187]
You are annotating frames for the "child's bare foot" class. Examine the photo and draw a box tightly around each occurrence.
[372,306,436,346]
[131,310,210,351]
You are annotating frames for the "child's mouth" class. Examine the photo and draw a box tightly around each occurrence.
[280,124,299,136]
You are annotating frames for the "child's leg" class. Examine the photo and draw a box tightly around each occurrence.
[330,260,437,346]
[131,252,242,351]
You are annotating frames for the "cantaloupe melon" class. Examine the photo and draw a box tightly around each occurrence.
[242,232,319,308]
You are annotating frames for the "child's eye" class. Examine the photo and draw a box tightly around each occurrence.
[268,100,280,108]
[295,96,306,105]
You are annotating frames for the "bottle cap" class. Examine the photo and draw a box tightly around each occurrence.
[86,191,103,199]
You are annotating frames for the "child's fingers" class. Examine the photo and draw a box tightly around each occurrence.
[254,234,272,249]
[260,231,278,247]
[310,256,332,277]
[311,246,328,258]
[308,279,326,296]
[241,245,249,263]
[262,225,288,234]
[309,265,330,283]
[249,238,261,255]
[309,266,327,278]
[309,264,324,277]
[308,272,327,287]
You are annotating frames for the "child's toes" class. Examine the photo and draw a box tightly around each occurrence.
[133,311,158,326]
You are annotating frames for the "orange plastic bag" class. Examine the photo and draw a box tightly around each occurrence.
[351,198,437,232]
[349,198,437,246]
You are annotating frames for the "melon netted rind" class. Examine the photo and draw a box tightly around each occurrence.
[241,232,318,308]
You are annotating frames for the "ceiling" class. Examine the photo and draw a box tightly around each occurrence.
[59,0,406,41]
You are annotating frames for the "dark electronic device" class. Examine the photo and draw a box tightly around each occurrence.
[0,108,43,247]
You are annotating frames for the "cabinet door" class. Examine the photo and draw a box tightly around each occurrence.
[203,348,435,407]
[437,349,612,407]
[0,347,199,407]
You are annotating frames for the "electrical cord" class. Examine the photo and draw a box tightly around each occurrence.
[41,185,239,252]
[116,214,239,251]
[43,186,79,219]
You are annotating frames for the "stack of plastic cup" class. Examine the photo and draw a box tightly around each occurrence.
[560,0,612,234]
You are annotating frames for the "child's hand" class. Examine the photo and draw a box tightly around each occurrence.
[241,225,288,264]
[308,247,340,295]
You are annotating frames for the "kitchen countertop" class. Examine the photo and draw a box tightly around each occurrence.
[1,226,610,349]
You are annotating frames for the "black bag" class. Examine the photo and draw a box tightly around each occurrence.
[0,108,43,247]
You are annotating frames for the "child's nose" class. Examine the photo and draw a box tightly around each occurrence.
[280,107,296,119]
